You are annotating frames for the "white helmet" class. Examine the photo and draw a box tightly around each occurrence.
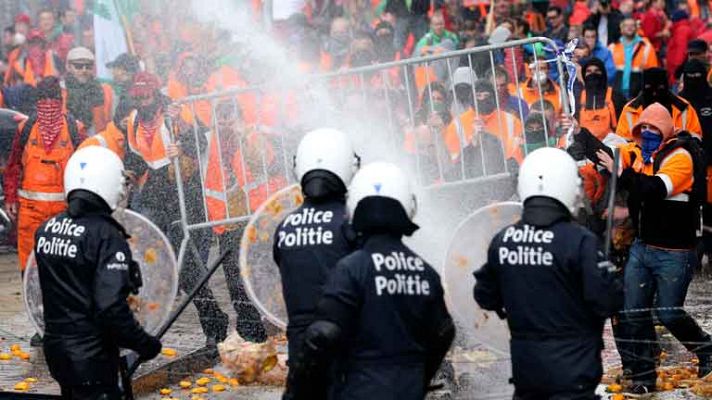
[64,146,125,210]
[517,147,581,213]
[347,161,417,220]
[294,128,359,186]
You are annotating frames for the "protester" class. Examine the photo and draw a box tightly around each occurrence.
[413,11,459,57]
[106,52,141,128]
[4,29,60,87]
[583,24,617,84]
[584,0,626,46]
[36,146,161,399]
[609,17,659,99]
[576,57,623,139]
[63,47,110,134]
[516,60,562,113]
[485,66,530,121]
[667,11,696,83]
[287,161,454,400]
[599,103,712,394]
[640,0,671,56]
[545,6,569,43]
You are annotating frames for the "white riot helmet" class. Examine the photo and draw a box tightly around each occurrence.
[517,147,581,213]
[347,161,417,220]
[64,146,126,210]
[294,128,359,186]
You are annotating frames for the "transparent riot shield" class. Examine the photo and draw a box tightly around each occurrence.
[240,184,303,330]
[443,201,522,354]
[23,209,178,335]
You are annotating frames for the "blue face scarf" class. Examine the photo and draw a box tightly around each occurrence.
[641,130,663,163]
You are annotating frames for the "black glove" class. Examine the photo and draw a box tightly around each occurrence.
[138,335,162,361]
[128,260,142,295]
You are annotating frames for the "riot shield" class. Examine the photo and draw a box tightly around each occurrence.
[443,201,522,354]
[240,184,303,330]
[23,209,178,335]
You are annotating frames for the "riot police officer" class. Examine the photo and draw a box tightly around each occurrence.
[288,161,455,400]
[474,147,623,400]
[36,146,162,399]
[275,128,359,399]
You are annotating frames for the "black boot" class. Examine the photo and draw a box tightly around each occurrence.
[29,333,43,347]
[203,310,229,348]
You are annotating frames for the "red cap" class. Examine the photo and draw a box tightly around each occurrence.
[27,29,46,42]
[14,13,30,25]
[129,72,162,97]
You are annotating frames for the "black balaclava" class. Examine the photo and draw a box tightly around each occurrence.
[641,67,672,111]
[374,22,395,62]
[582,57,608,109]
[352,196,419,237]
[679,59,711,105]
[301,170,347,203]
[474,79,497,115]
[455,83,474,109]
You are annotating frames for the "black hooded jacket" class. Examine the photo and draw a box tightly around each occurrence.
[36,191,159,385]
[679,60,712,165]
[474,197,623,394]
[577,57,627,118]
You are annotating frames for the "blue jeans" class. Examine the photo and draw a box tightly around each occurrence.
[620,240,711,384]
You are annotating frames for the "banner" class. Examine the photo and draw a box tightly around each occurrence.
[93,0,136,80]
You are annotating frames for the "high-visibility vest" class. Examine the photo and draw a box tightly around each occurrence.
[513,79,563,114]
[18,116,78,202]
[609,39,659,76]
[616,97,701,140]
[579,88,617,140]
[4,48,58,87]
[203,129,287,234]
[60,82,112,133]
[78,122,126,160]
[443,108,524,163]
[126,110,174,170]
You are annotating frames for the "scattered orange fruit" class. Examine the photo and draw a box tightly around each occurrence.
[17,352,30,360]
[607,383,622,393]
[144,248,157,264]
[191,386,208,394]
[611,394,625,400]
[24,378,37,383]
[203,368,214,374]
[10,344,21,353]
[229,378,239,387]
[14,382,28,391]
[0,353,12,360]
[191,396,205,400]
[212,384,226,392]
[179,380,192,389]
[161,348,177,357]
[159,388,172,395]
[195,377,211,386]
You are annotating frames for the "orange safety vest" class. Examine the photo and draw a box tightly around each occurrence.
[512,79,563,114]
[204,129,287,234]
[579,88,618,140]
[78,122,126,160]
[443,108,524,163]
[4,48,58,87]
[60,83,113,133]
[616,96,701,140]
[608,38,659,76]
[126,110,174,169]
[19,118,76,202]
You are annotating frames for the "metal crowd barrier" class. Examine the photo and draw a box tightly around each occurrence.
[166,36,570,272]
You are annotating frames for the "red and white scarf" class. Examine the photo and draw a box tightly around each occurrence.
[138,108,163,147]
[36,98,63,151]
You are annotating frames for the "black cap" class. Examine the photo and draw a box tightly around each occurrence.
[688,39,708,54]
[106,53,140,74]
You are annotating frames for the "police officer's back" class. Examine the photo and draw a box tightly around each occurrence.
[474,148,623,399]
[275,128,358,400]
[289,162,455,400]
[36,146,161,399]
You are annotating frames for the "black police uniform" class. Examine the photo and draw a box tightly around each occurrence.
[288,197,455,400]
[474,197,623,400]
[35,192,161,399]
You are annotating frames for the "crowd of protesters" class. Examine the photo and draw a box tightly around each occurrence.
[2,0,712,396]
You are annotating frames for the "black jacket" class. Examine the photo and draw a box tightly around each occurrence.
[584,11,625,46]
[36,203,158,385]
[474,197,623,394]
[314,233,454,400]
[273,198,352,345]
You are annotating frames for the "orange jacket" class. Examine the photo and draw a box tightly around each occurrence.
[126,110,174,170]
[616,95,701,140]
[578,88,618,140]
[204,129,287,234]
[4,48,58,86]
[61,83,112,133]
[511,79,562,114]
[78,122,126,160]
[443,108,524,163]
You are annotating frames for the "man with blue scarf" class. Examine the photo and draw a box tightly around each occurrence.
[598,103,712,395]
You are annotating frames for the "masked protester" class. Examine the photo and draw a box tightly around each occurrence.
[679,59,712,264]
[288,161,455,400]
[123,72,230,346]
[475,147,623,400]
[37,146,162,400]
[518,60,563,113]
[3,79,86,341]
[279,129,359,400]
[617,67,701,139]
[323,17,352,70]
[444,79,524,169]
[600,103,712,395]
[576,57,625,140]
[374,21,399,63]
[3,29,59,87]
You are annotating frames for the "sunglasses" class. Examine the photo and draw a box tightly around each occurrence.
[71,62,94,70]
